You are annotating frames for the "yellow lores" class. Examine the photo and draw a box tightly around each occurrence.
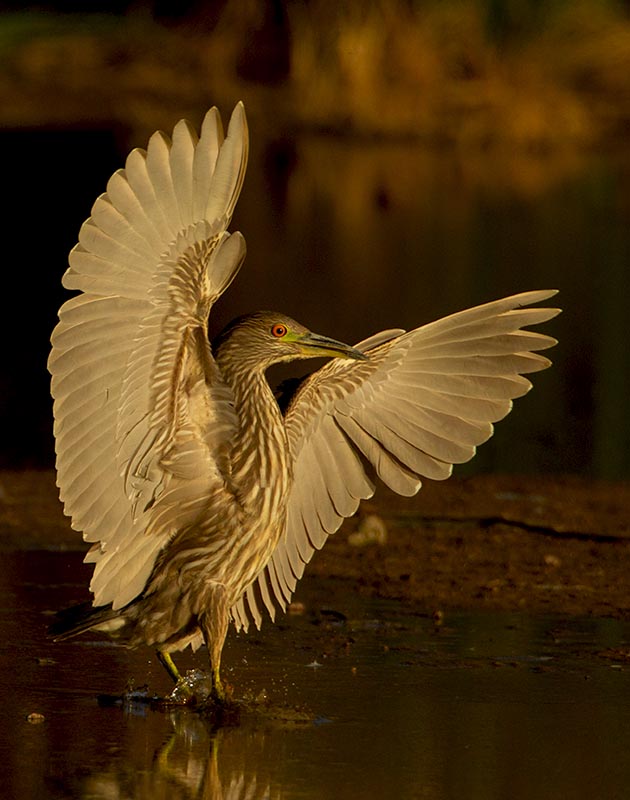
[49,102,559,703]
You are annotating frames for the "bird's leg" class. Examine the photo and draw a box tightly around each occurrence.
[156,649,182,684]
[157,649,197,704]
[198,583,230,704]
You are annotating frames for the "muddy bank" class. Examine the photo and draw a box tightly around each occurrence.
[2,469,629,618]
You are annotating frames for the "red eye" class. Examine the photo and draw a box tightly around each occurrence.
[271,323,287,338]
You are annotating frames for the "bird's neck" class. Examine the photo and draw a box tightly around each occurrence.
[225,366,291,511]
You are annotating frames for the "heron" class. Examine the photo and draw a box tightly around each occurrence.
[49,102,559,703]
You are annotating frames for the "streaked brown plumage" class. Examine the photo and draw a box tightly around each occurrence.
[49,103,560,702]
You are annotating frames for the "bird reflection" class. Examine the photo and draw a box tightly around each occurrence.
[82,708,281,800]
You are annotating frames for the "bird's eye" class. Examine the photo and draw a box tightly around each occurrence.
[271,324,287,338]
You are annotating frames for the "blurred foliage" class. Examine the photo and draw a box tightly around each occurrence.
[0,0,630,150]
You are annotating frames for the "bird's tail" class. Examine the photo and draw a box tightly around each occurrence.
[48,602,121,641]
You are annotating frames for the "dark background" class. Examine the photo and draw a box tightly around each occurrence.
[2,0,630,477]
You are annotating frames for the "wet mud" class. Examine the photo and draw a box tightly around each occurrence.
[3,469,630,618]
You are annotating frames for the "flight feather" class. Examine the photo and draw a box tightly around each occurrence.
[232,290,559,630]
[49,104,249,610]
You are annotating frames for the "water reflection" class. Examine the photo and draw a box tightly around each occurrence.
[32,610,630,800]
[82,711,276,800]
[6,551,630,800]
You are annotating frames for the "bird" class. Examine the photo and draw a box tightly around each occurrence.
[48,102,560,704]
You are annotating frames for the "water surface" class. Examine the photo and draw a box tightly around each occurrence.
[3,551,630,800]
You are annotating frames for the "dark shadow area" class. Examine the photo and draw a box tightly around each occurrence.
[0,126,124,467]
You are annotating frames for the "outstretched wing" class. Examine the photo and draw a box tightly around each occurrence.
[49,103,248,610]
[232,289,559,629]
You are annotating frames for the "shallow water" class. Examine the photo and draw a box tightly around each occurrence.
[3,550,630,800]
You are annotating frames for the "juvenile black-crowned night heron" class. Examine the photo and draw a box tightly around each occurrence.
[49,102,559,703]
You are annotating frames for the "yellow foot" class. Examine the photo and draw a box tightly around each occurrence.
[211,672,226,704]
[166,670,212,705]
[210,665,236,706]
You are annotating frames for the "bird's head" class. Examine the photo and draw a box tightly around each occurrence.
[213,311,367,374]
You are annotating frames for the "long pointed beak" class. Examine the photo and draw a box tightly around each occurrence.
[299,332,367,361]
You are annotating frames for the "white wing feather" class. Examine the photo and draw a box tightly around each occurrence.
[49,104,249,610]
[232,290,559,630]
